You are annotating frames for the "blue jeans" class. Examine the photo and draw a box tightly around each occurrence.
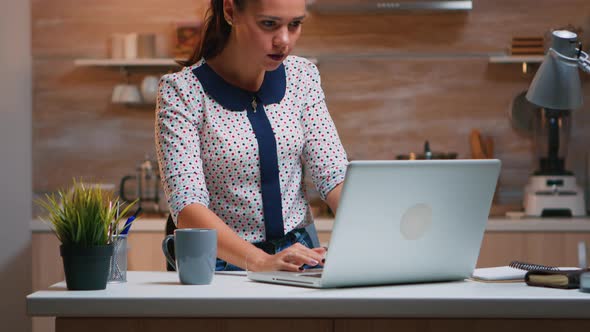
[215,228,315,271]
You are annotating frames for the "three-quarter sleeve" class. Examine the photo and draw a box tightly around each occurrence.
[300,61,348,200]
[155,73,209,224]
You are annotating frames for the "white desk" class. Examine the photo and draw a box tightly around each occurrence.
[27,271,590,332]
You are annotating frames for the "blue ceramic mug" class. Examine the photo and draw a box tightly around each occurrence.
[162,229,217,285]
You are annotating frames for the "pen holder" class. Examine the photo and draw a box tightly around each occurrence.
[108,235,128,283]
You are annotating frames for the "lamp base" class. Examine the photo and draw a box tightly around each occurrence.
[524,175,586,217]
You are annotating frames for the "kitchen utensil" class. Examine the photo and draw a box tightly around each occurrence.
[484,137,494,159]
[120,156,162,213]
[111,32,156,59]
[124,33,138,59]
[108,234,128,283]
[137,34,156,58]
[109,33,127,59]
[111,84,126,103]
[122,84,142,104]
[396,152,458,160]
[470,129,494,159]
[470,129,485,159]
[396,140,457,160]
[140,75,159,104]
[155,33,172,58]
[113,84,142,105]
[579,241,588,269]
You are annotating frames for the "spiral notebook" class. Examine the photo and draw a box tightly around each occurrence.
[471,261,579,282]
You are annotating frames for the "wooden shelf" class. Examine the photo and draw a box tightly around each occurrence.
[308,1,473,13]
[74,58,181,67]
[488,55,544,64]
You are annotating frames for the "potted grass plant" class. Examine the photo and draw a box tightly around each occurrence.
[37,180,136,290]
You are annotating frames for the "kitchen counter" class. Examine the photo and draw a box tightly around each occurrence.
[26,271,590,318]
[26,271,590,332]
[31,215,590,278]
[31,216,590,233]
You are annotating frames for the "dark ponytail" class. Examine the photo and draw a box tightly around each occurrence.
[178,0,246,67]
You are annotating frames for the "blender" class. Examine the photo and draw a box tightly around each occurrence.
[523,108,585,216]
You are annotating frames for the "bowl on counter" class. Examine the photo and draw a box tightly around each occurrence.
[395,152,458,160]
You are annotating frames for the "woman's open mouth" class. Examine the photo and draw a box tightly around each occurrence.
[268,54,285,62]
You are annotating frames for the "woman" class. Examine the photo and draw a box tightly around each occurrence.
[155,0,348,272]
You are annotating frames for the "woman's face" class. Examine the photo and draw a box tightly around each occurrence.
[230,0,307,71]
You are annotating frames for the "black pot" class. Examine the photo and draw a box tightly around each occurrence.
[60,244,114,290]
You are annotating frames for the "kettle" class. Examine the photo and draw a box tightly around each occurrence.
[120,156,163,213]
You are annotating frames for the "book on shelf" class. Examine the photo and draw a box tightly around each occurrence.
[471,261,580,283]
[510,47,545,55]
[509,36,545,55]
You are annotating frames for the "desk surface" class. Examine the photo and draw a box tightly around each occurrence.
[27,271,590,319]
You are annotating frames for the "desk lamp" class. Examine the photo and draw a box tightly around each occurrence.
[524,30,590,217]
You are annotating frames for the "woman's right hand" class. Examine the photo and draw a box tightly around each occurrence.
[250,243,327,272]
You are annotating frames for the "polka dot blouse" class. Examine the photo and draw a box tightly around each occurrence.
[155,55,348,243]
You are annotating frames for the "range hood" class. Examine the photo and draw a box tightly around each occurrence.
[307,0,472,13]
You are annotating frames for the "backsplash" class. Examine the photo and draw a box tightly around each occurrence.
[32,0,590,215]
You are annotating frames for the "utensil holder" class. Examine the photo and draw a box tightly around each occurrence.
[108,235,128,283]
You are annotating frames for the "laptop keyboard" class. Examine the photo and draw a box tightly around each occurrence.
[303,273,322,278]
[298,269,323,278]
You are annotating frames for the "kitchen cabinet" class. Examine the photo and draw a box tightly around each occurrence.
[32,217,590,288]
[478,231,590,267]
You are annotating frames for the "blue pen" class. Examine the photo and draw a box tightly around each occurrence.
[121,207,142,235]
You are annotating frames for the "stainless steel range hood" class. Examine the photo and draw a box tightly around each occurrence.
[307,0,472,13]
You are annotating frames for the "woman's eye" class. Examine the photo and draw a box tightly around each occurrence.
[289,21,302,28]
[261,21,276,28]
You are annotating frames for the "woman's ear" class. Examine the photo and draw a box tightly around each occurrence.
[223,0,234,26]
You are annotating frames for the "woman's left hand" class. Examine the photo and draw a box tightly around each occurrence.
[251,244,327,272]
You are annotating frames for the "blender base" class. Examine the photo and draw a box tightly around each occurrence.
[524,175,586,217]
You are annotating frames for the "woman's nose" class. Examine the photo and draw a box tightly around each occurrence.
[273,27,290,49]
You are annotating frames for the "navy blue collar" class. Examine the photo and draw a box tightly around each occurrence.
[192,61,286,112]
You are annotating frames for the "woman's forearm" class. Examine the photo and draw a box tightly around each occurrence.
[177,203,270,271]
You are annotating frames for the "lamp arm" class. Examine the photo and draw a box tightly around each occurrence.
[549,48,590,73]
[578,50,590,73]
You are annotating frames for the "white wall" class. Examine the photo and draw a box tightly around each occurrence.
[0,0,33,331]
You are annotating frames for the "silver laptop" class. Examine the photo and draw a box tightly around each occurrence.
[247,159,501,288]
